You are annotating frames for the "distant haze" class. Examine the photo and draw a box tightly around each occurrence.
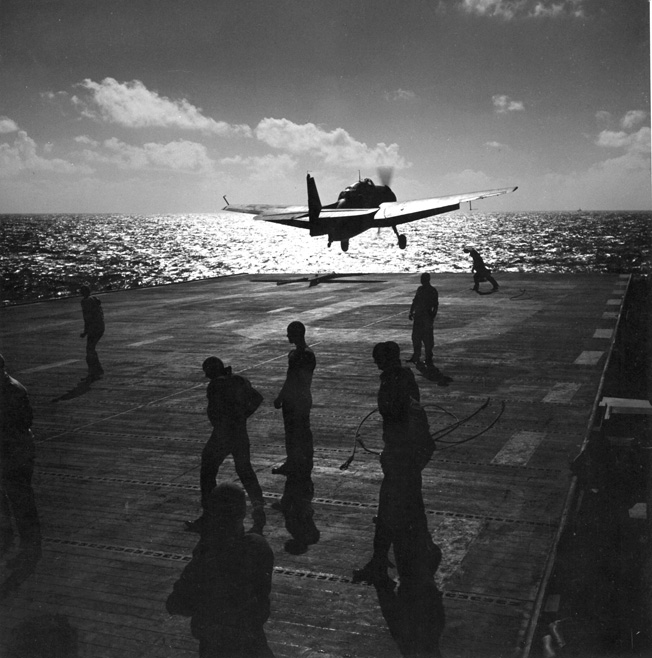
[0,0,649,213]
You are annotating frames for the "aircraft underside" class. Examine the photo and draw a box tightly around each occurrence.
[311,216,408,252]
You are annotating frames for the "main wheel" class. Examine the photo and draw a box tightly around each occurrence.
[398,234,407,249]
[341,240,350,252]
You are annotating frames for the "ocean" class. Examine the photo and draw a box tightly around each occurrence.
[1,211,650,305]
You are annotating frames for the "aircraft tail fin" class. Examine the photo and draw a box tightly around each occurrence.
[307,174,321,226]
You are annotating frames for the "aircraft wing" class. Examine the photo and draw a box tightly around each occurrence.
[223,204,311,229]
[374,187,518,226]
[223,203,380,229]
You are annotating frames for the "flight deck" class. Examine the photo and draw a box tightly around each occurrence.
[0,272,628,657]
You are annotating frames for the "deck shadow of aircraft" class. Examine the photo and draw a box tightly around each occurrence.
[51,379,92,402]
[256,273,387,287]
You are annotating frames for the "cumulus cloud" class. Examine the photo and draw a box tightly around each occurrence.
[621,110,648,130]
[455,0,585,19]
[79,137,215,172]
[0,117,19,134]
[384,89,417,102]
[74,135,100,147]
[220,153,297,180]
[254,118,409,169]
[596,126,650,155]
[539,124,650,208]
[71,78,252,137]
[492,94,525,113]
[0,130,90,178]
[485,141,510,150]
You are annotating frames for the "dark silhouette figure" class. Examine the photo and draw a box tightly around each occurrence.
[0,354,42,598]
[79,285,105,382]
[185,357,266,535]
[272,321,319,554]
[407,273,438,367]
[463,247,499,292]
[353,342,444,657]
[168,483,276,658]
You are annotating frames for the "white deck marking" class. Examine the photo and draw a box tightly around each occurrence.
[126,335,174,347]
[602,312,618,319]
[237,289,406,341]
[543,382,582,403]
[432,517,485,586]
[491,431,546,466]
[574,351,604,366]
[19,359,80,374]
[593,328,613,339]
[606,299,621,306]
[267,306,295,314]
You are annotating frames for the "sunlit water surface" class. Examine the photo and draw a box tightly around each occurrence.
[1,211,650,305]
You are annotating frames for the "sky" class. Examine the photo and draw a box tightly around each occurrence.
[0,0,650,213]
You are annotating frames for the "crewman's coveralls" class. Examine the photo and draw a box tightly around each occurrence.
[80,293,105,380]
[276,345,319,547]
[200,372,266,533]
[355,347,444,656]
[409,281,439,366]
[467,248,499,291]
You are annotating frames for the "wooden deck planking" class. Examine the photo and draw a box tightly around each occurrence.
[0,272,625,657]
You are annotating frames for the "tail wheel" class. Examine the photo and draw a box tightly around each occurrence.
[398,234,407,249]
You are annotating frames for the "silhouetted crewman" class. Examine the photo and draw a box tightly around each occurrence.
[185,357,266,535]
[79,285,105,382]
[272,321,319,554]
[168,483,276,658]
[353,342,444,657]
[463,247,499,292]
[0,354,42,594]
[407,273,438,367]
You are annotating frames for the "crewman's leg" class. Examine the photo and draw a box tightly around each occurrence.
[199,435,230,508]
[352,475,395,586]
[2,456,41,566]
[232,439,266,534]
[423,319,435,366]
[85,331,104,378]
[410,322,423,362]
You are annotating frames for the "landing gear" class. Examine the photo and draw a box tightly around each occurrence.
[341,240,350,252]
[392,226,407,249]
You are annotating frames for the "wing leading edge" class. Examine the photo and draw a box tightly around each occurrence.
[374,187,518,226]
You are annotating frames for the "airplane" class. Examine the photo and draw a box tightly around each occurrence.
[223,169,517,252]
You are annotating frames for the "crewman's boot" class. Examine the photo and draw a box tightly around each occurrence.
[352,555,395,589]
[271,462,290,475]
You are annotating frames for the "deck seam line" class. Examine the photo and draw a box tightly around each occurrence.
[34,432,565,475]
[39,537,531,608]
[36,470,556,527]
